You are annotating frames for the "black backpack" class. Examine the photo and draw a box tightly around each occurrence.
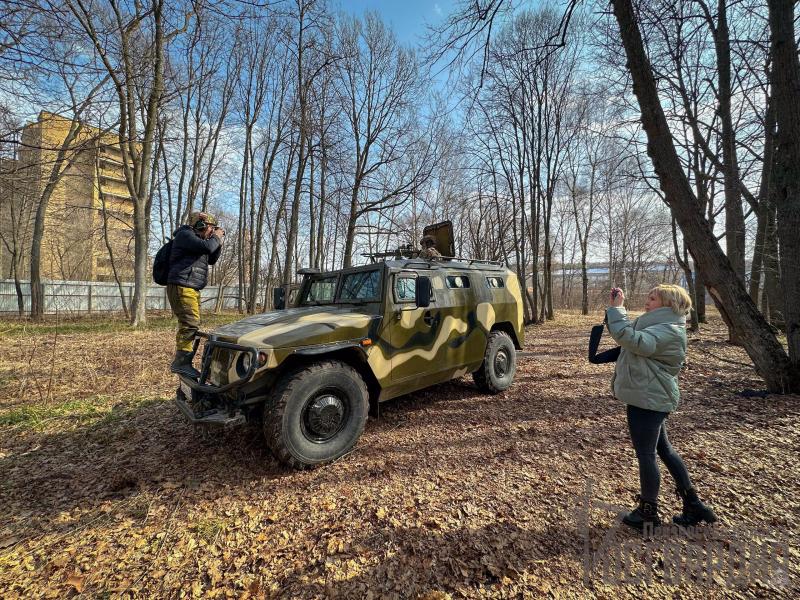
[152,238,173,286]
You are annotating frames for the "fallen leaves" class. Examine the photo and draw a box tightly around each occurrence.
[65,572,84,593]
[0,313,797,598]
[0,535,20,550]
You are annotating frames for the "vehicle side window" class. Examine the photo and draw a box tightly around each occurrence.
[393,274,435,304]
[486,276,504,288]
[446,275,471,289]
[340,270,381,301]
[303,276,337,304]
[394,275,417,302]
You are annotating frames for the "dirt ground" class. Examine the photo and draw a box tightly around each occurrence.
[0,311,797,598]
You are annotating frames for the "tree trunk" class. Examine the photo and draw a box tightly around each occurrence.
[237,125,251,314]
[684,268,699,332]
[612,0,799,392]
[715,0,746,283]
[749,202,767,303]
[342,182,360,268]
[129,0,166,328]
[98,158,130,319]
[694,268,707,323]
[283,139,307,285]
[768,0,800,369]
[315,144,327,269]
[763,209,783,329]
[29,119,87,320]
[749,101,775,303]
[248,134,281,313]
[12,257,24,316]
[672,217,698,331]
[580,252,589,316]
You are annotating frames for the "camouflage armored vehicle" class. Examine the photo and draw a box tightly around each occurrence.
[175,227,524,469]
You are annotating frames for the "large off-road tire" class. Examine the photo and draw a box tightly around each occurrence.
[264,360,369,469]
[472,331,517,394]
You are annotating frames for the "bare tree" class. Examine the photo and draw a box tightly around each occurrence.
[767,0,800,372]
[610,0,798,392]
[65,0,191,326]
[27,81,108,320]
[336,13,435,267]
[281,0,332,285]
[564,97,621,315]
[0,118,31,315]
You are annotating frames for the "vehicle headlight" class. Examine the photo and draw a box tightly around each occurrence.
[236,350,269,377]
[236,351,253,377]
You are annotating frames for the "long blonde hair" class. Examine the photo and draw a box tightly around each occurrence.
[651,284,692,315]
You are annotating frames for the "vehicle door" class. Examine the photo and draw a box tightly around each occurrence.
[436,272,487,370]
[388,270,448,383]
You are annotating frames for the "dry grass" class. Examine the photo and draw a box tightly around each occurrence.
[0,310,797,598]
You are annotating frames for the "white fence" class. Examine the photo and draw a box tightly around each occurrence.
[0,279,249,314]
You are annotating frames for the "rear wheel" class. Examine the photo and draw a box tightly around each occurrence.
[264,360,369,469]
[472,331,516,394]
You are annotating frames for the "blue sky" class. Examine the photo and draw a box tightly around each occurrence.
[335,0,454,46]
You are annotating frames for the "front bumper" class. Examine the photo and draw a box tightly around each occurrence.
[178,333,259,394]
[174,333,259,426]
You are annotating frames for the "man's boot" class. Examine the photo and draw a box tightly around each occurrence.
[170,350,200,379]
[622,495,662,532]
[673,487,717,526]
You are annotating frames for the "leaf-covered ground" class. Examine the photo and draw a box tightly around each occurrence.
[0,312,797,598]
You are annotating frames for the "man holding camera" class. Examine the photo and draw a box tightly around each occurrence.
[167,211,225,378]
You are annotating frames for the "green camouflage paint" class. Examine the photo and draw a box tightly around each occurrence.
[203,259,523,402]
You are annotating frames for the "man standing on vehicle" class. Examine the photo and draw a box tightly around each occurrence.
[419,234,442,260]
[167,211,224,378]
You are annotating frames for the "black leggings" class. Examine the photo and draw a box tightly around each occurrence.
[626,404,693,503]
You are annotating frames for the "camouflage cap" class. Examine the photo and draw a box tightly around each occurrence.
[189,211,217,228]
[420,234,436,246]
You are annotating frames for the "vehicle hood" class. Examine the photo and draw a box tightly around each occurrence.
[210,306,381,348]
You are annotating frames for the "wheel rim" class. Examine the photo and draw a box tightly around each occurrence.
[301,391,348,443]
[494,348,510,378]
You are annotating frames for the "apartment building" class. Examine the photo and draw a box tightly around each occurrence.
[0,111,135,282]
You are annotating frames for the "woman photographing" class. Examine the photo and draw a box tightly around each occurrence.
[607,285,717,531]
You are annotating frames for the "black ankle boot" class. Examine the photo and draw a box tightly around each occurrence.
[622,495,662,531]
[673,487,717,526]
[170,351,200,379]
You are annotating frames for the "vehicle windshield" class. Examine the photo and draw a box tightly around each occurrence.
[299,276,337,305]
[340,270,381,302]
[298,269,382,305]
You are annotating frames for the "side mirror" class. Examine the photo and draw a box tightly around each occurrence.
[273,287,286,310]
[415,276,431,308]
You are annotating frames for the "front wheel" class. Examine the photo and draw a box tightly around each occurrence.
[472,331,517,394]
[264,360,369,469]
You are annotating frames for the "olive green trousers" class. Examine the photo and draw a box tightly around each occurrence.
[167,284,201,352]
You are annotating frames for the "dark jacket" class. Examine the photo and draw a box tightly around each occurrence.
[167,225,222,290]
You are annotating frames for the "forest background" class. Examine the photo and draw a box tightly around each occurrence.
[0,0,798,393]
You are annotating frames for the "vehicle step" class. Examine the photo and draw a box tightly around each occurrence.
[175,395,246,427]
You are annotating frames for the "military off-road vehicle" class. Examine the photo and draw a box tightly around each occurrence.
[175,223,524,469]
